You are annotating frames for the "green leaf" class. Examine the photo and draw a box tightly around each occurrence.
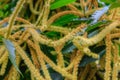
[44,31,61,39]
[50,0,76,10]
[118,44,120,56]
[0,36,3,44]
[86,21,108,32]
[53,14,78,26]
[101,0,116,4]
[0,35,3,40]
[110,1,120,9]
[2,38,23,76]
[0,10,4,17]
[3,4,9,10]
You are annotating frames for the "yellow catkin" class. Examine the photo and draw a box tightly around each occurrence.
[83,47,99,58]
[34,0,42,11]
[111,33,120,39]
[8,66,15,80]
[74,21,120,46]
[17,31,31,44]
[35,9,44,26]
[112,44,119,80]
[0,17,31,25]
[65,61,74,71]
[31,73,35,80]
[73,39,99,59]
[40,0,51,31]
[28,0,40,14]
[14,43,45,80]
[11,30,22,39]
[0,52,8,75]
[47,25,72,35]
[0,24,31,36]
[26,35,73,79]
[26,40,36,49]
[56,51,65,68]
[6,0,26,38]
[72,50,84,80]
[28,28,53,47]
[93,0,98,8]
[28,24,86,47]
[0,50,8,65]
[53,24,86,47]
[65,51,84,71]
[34,42,52,80]
[29,47,40,69]
[99,55,105,70]
[104,34,112,80]
[39,51,74,79]
[55,44,65,68]
[0,46,5,57]
[67,4,80,12]
[112,28,120,33]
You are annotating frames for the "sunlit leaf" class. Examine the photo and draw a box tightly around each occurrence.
[0,10,4,17]
[50,0,76,10]
[2,38,23,76]
[53,14,78,26]
[110,1,120,9]
[86,21,108,32]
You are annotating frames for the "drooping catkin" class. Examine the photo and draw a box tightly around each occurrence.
[72,50,84,80]
[73,39,98,59]
[74,21,120,46]
[26,38,73,79]
[0,52,8,75]
[0,46,5,58]
[112,44,119,80]
[53,24,86,47]
[28,24,86,47]
[56,51,65,68]
[111,32,120,39]
[0,50,8,65]
[48,25,72,35]
[29,47,40,69]
[39,51,74,79]
[34,42,52,80]
[29,0,40,14]
[55,44,65,68]
[17,31,31,44]
[11,30,22,39]
[67,4,80,12]
[14,43,45,80]
[104,34,112,80]
[6,0,26,38]
[28,28,54,47]
[40,0,51,31]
